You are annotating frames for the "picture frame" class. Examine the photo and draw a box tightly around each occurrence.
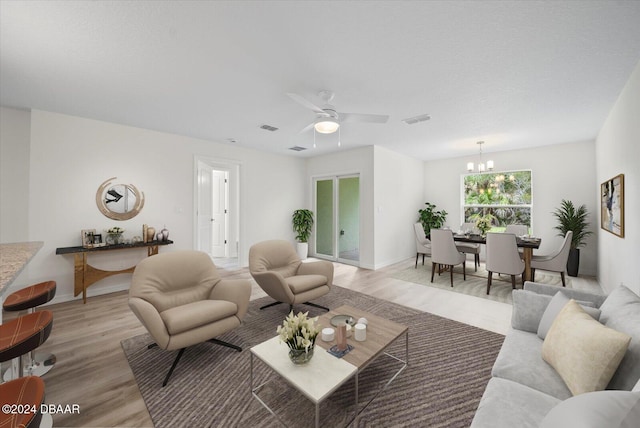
[81,229,96,248]
[92,233,103,245]
[600,174,624,238]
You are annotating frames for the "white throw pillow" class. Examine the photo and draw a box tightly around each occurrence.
[542,299,631,396]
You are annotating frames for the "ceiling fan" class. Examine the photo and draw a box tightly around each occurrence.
[287,90,389,134]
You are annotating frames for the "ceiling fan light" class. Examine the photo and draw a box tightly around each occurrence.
[314,119,339,134]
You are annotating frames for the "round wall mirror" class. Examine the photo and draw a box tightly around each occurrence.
[96,177,145,221]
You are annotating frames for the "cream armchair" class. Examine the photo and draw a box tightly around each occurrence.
[249,240,333,312]
[129,250,251,386]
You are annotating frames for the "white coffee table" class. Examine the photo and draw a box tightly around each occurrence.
[250,305,409,427]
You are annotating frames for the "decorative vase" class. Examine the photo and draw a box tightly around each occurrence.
[288,346,314,364]
[106,233,123,245]
[567,248,580,277]
[160,226,169,241]
[296,242,308,260]
[146,227,156,242]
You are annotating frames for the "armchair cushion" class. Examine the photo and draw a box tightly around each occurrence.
[160,300,238,335]
[287,275,328,294]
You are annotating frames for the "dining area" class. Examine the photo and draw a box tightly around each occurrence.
[413,223,574,295]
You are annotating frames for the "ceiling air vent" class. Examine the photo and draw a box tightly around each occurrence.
[402,114,431,125]
[288,146,307,152]
[259,124,279,132]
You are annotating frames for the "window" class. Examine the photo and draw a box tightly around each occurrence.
[462,170,532,231]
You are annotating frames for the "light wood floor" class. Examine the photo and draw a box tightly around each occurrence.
[2,257,600,427]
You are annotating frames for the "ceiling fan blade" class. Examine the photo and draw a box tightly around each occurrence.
[299,122,315,134]
[339,112,389,124]
[287,92,326,114]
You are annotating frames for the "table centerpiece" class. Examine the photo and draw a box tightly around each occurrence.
[277,310,320,364]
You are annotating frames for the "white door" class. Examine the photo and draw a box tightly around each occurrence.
[197,162,213,254]
[210,169,228,257]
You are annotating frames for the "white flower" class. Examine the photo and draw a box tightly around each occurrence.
[277,310,320,351]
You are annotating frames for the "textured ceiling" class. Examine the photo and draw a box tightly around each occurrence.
[2,1,640,160]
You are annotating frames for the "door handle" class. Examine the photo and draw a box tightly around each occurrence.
[340,229,345,236]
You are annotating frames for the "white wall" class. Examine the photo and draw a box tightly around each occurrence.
[0,107,31,243]
[424,141,598,276]
[596,60,640,295]
[16,110,305,302]
[373,145,425,268]
[306,146,375,268]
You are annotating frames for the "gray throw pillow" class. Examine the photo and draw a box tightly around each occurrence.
[537,291,601,339]
[540,390,640,428]
[511,290,552,333]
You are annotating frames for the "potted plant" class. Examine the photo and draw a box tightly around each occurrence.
[277,310,320,364]
[292,209,314,259]
[552,199,592,277]
[418,202,448,238]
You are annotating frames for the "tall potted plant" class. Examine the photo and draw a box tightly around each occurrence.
[552,199,592,277]
[292,209,314,260]
[418,202,448,238]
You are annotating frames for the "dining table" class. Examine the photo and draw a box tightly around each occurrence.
[453,233,541,282]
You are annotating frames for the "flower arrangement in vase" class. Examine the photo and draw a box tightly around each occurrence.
[277,311,320,364]
[106,226,125,245]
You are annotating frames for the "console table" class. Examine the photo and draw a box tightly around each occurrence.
[56,240,173,303]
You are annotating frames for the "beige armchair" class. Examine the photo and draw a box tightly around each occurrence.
[249,240,333,312]
[129,250,251,386]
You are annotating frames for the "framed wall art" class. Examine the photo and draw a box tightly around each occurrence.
[600,174,624,238]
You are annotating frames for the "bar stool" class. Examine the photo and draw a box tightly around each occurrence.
[0,310,54,383]
[0,376,45,428]
[3,281,57,378]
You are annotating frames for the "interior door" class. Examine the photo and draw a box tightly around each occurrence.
[197,162,213,255]
[210,169,228,257]
[315,178,335,258]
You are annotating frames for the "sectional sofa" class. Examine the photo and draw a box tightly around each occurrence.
[471,282,640,427]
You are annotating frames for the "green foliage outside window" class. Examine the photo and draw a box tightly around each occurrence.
[463,171,532,230]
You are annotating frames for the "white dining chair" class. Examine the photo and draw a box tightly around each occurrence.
[505,224,529,236]
[485,232,525,294]
[530,231,573,287]
[456,222,481,271]
[413,223,431,268]
[430,229,466,287]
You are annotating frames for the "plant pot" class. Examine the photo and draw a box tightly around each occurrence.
[289,346,314,364]
[567,248,580,277]
[296,242,308,260]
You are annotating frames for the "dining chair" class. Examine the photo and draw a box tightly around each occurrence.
[505,224,529,236]
[413,223,431,268]
[456,222,481,271]
[485,232,525,294]
[530,231,573,287]
[430,228,466,287]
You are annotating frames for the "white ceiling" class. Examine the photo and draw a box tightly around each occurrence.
[2,1,640,160]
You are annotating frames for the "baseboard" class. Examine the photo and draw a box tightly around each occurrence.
[43,283,131,306]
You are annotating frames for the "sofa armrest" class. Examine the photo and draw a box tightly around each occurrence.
[297,260,334,287]
[209,279,251,320]
[523,281,607,307]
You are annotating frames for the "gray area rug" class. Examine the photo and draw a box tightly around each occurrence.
[390,262,568,304]
[121,286,505,427]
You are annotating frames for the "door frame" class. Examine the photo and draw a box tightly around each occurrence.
[312,173,361,267]
[193,155,242,261]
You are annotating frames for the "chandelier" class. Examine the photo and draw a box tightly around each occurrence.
[467,141,494,172]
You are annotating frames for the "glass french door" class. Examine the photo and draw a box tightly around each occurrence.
[314,174,360,265]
